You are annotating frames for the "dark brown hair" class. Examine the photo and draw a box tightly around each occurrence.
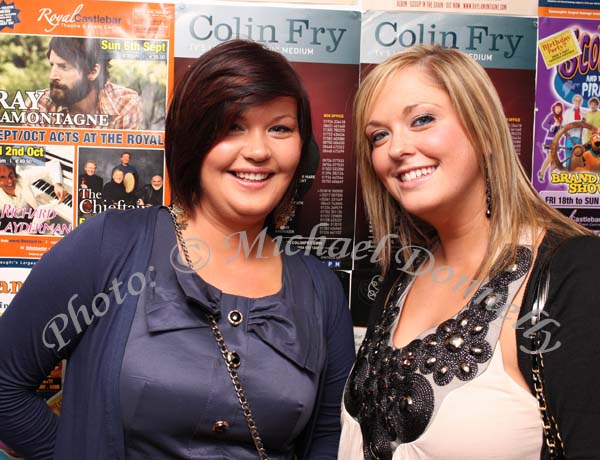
[48,37,109,87]
[166,39,313,216]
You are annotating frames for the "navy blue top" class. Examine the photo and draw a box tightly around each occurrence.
[0,207,355,460]
[121,211,336,459]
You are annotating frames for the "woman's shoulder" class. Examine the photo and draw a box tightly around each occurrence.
[284,251,340,285]
[546,233,600,277]
[59,206,163,254]
[282,252,347,308]
[541,233,600,317]
[86,204,162,227]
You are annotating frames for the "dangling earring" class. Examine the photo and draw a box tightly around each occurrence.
[485,176,492,219]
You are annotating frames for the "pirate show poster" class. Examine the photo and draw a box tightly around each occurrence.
[0,0,174,259]
[0,258,63,460]
[533,3,600,232]
[175,4,360,269]
[362,0,536,16]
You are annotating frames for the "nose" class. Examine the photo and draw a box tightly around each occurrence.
[49,65,60,81]
[242,131,271,162]
[387,132,416,160]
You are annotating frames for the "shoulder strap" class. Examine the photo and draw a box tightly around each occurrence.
[529,244,566,460]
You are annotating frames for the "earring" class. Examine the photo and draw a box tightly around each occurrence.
[485,176,492,219]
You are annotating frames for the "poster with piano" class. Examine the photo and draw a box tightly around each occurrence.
[174,3,361,270]
[531,2,600,232]
[0,0,174,258]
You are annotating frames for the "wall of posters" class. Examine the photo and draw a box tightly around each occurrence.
[4,1,600,453]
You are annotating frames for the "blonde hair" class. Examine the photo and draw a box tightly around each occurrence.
[355,45,590,276]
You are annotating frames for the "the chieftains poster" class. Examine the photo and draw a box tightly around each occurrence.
[0,0,173,258]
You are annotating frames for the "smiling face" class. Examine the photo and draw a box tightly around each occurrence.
[552,104,563,116]
[151,175,163,190]
[84,161,96,176]
[0,165,17,196]
[197,97,301,226]
[366,66,485,223]
[112,169,124,184]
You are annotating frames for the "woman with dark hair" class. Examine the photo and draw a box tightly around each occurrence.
[0,40,354,460]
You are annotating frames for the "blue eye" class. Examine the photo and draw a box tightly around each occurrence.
[412,115,434,127]
[370,131,389,145]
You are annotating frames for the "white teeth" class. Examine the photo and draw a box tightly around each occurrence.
[235,172,269,181]
[400,166,436,182]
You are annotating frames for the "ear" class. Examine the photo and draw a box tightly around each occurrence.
[87,63,100,82]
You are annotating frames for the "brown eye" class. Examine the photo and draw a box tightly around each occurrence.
[270,125,292,133]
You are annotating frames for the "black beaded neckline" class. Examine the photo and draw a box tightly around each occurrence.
[344,246,532,460]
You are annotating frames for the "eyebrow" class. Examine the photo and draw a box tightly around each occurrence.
[365,102,441,130]
[237,113,297,123]
[366,104,419,130]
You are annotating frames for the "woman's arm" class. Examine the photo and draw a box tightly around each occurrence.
[298,263,355,459]
[541,236,600,459]
[0,214,105,459]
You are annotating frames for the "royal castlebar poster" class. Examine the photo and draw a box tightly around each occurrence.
[0,0,173,259]
[0,1,174,457]
[533,1,600,232]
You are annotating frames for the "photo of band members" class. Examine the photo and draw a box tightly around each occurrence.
[76,147,165,224]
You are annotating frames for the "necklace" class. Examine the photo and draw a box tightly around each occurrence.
[345,246,532,460]
[168,205,268,460]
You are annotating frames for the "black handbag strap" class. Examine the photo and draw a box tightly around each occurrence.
[530,251,565,459]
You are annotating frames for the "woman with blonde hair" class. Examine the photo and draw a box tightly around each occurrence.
[341,45,599,459]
